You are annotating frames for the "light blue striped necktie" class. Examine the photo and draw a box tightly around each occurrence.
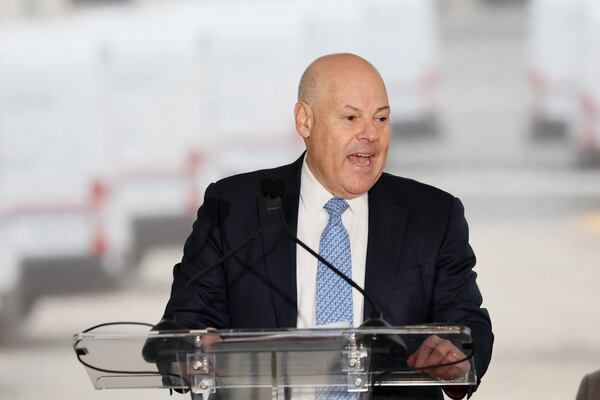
[315,198,356,399]
[316,197,353,327]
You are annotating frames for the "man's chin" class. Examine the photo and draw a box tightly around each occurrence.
[341,178,379,198]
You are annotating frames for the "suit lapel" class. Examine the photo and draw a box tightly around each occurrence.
[364,175,409,321]
[258,155,303,328]
[257,157,408,326]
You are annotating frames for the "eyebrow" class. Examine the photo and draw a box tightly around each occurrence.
[343,105,390,113]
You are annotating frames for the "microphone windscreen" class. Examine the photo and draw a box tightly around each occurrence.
[261,178,285,199]
[271,180,285,198]
[260,178,273,197]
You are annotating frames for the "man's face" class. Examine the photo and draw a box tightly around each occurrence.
[303,66,391,199]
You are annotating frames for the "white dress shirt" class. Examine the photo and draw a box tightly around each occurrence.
[295,158,369,329]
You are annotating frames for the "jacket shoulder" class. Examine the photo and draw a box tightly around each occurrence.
[376,172,456,204]
[212,159,298,197]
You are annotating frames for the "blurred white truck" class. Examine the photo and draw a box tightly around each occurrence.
[0,7,203,340]
[527,0,584,138]
[363,0,440,137]
[570,0,600,166]
[0,19,115,341]
[298,0,440,137]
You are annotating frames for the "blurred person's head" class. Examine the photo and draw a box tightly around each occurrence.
[294,53,391,199]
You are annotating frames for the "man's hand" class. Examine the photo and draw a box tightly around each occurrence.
[201,327,223,349]
[406,335,470,380]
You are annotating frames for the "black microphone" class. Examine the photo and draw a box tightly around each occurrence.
[262,178,284,211]
[144,180,277,385]
[160,178,286,323]
[163,177,383,325]
[162,218,267,322]
[265,179,384,323]
[266,179,407,368]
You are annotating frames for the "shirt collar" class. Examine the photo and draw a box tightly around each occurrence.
[300,156,368,217]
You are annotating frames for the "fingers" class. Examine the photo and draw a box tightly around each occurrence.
[418,336,446,368]
[407,335,470,380]
[201,327,222,349]
[436,350,470,380]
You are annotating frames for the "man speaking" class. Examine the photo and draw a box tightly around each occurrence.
[163,53,493,399]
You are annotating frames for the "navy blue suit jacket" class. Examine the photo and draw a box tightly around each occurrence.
[165,154,493,399]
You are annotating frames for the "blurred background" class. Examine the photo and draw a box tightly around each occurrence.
[0,0,599,399]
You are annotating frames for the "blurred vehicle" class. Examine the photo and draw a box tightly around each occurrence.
[0,213,22,341]
[201,1,306,176]
[571,0,600,166]
[527,0,584,138]
[95,7,209,270]
[363,0,440,137]
[300,0,440,138]
[0,19,115,341]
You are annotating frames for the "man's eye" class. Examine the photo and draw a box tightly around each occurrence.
[346,115,356,121]
[377,116,388,122]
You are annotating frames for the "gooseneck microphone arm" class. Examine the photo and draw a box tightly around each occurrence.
[161,178,287,321]
[271,198,384,322]
[163,223,265,320]
[163,178,384,325]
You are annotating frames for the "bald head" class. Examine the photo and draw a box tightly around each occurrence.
[294,53,391,199]
[297,53,387,110]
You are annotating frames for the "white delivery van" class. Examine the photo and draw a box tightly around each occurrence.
[570,0,600,166]
[528,0,584,138]
[297,0,439,137]
[198,1,306,178]
[0,18,115,341]
[361,0,440,137]
[0,210,22,342]
[87,4,212,270]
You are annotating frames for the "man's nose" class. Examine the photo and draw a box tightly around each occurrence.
[358,120,379,142]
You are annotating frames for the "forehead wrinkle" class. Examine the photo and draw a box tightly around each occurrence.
[343,105,363,112]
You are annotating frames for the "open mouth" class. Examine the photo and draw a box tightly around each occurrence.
[348,153,373,166]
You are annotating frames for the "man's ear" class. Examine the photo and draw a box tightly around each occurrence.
[294,101,312,139]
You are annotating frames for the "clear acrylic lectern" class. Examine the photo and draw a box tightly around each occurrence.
[73,325,476,399]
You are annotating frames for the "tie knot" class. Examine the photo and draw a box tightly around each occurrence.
[324,197,349,218]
